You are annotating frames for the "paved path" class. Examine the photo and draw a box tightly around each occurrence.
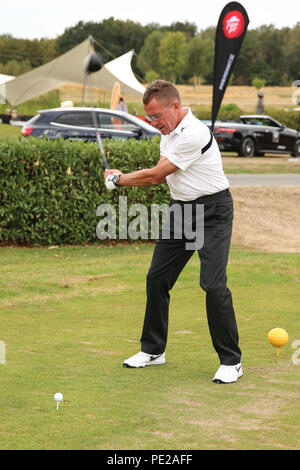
[227,174,300,186]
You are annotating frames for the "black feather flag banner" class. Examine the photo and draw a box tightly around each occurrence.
[211,2,249,131]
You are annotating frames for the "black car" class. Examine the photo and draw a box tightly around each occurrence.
[21,107,161,141]
[211,114,300,157]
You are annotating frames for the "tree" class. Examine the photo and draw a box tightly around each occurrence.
[56,18,152,80]
[57,19,150,60]
[185,36,214,89]
[1,21,299,87]
[145,70,160,84]
[166,21,197,39]
[0,34,59,72]
[230,29,259,84]
[252,77,266,90]
[158,32,187,83]
[0,59,31,76]
[284,23,300,85]
[39,39,58,64]
[137,30,165,77]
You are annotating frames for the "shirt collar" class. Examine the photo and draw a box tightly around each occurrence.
[170,107,192,136]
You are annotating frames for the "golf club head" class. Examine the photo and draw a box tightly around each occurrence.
[84,52,103,75]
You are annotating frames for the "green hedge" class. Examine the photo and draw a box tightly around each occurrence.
[263,108,300,130]
[0,136,169,245]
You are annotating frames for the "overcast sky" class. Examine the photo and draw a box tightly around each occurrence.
[1,0,299,39]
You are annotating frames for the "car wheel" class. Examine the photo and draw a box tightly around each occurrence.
[291,139,300,157]
[239,137,255,157]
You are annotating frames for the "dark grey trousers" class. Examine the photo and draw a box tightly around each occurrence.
[140,189,241,366]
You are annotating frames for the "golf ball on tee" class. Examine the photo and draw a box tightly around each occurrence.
[54,392,63,402]
[268,328,288,347]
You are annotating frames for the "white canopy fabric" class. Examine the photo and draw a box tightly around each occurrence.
[0,74,14,104]
[0,73,15,85]
[96,50,146,96]
[4,38,145,106]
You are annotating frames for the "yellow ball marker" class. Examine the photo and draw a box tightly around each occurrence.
[268,328,289,357]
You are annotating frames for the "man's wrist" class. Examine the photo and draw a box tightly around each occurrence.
[110,174,120,186]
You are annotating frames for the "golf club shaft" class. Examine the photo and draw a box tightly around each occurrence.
[90,108,110,170]
[96,128,109,170]
[87,71,110,170]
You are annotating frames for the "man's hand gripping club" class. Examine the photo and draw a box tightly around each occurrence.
[105,170,122,191]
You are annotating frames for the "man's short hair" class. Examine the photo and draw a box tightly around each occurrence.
[143,79,181,105]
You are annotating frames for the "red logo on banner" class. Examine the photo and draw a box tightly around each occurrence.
[223,10,245,38]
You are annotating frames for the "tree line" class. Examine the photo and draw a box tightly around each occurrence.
[0,18,299,87]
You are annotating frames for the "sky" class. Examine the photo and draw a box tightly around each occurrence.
[1,0,299,39]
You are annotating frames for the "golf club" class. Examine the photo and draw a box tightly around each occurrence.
[84,51,110,170]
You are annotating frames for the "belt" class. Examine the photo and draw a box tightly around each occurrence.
[172,188,230,205]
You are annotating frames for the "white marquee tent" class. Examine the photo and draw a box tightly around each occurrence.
[0,73,14,85]
[0,74,14,104]
[3,37,145,106]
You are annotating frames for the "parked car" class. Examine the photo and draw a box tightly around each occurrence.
[21,107,161,141]
[210,114,300,157]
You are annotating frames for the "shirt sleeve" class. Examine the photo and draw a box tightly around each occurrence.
[165,125,211,171]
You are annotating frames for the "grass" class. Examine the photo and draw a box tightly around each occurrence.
[222,154,300,174]
[0,123,22,138]
[0,243,299,450]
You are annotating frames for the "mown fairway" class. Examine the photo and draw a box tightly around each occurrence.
[0,244,299,450]
[0,124,21,138]
[222,154,300,174]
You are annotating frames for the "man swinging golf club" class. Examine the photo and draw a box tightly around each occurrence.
[104,80,242,384]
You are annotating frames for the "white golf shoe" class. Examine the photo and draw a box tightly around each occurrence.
[213,363,243,384]
[123,351,166,368]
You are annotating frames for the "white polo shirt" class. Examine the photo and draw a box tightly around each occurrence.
[161,108,229,201]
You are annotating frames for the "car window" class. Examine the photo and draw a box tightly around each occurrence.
[242,118,259,125]
[98,113,139,132]
[242,117,280,127]
[252,119,263,125]
[262,118,279,127]
[53,112,94,127]
[27,114,42,124]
